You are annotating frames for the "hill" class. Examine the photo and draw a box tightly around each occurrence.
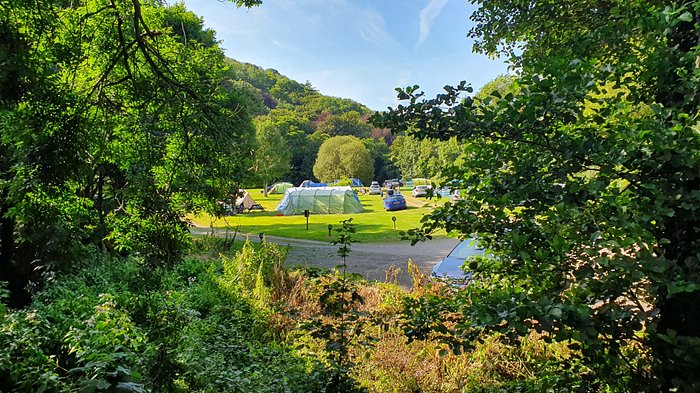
[223,58,397,186]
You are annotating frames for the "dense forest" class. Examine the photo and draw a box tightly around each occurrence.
[222,57,395,188]
[2,0,700,391]
[222,57,466,188]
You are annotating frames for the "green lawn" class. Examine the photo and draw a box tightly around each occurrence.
[189,188,449,243]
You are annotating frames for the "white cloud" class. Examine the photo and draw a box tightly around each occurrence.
[313,0,393,46]
[416,0,449,47]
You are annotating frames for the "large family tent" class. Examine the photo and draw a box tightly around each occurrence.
[275,187,364,216]
[268,182,293,194]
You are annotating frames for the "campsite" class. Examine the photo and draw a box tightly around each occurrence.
[3,0,697,391]
[191,186,443,243]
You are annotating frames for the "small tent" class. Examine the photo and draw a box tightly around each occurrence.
[268,182,293,194]
[236,191,263,212]
[275,187,363,216]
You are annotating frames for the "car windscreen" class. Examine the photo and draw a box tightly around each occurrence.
[448,240,484,259]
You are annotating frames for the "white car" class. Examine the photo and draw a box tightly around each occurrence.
[411,185,431,197]
[368,181,381,195]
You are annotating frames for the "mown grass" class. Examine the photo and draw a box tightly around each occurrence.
[189,188,450,243]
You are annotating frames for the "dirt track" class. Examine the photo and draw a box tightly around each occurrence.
[190,227,459,287]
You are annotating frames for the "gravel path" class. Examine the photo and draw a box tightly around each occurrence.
[190,226,459,287]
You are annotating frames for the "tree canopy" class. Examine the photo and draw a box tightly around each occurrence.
[0,0,261,303]
[312,111,372,139]
[372,0,700,390]
[252,117,291,195]
[313,136,374,185]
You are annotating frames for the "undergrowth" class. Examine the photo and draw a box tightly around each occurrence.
[1,236,590,392]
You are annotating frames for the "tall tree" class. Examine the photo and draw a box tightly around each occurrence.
[388,135,421,179]
[263,108,316,185]
[363,137,397,184]
[313,136,373,185]
[373,1,700,390]
[253,118,291,196]
[0,0,261,303]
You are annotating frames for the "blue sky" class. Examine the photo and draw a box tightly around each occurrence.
[182,0,509,111]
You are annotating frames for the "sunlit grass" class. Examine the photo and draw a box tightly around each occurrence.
[189,188,450,243]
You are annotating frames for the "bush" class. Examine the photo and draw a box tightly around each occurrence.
[0,249,332,392]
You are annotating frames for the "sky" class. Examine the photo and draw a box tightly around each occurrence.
[182,0,510,111]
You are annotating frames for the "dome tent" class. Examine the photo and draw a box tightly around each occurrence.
[268,182,294,194]
[275,187,363,216]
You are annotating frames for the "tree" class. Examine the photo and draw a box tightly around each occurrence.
[269,78,312,106]
[262,108,317,185]
[362,137,398,184]
[388,135,421,179]
[373,1,700,390]
[0,0,261,304]
[312,111,372,139]
[472,74,518,102]
[313,136,373,185]
[389,135,463,181]
[253,118,291,196]
[222,79,269,118]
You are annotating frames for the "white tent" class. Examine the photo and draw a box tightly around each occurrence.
[236,191,263,212]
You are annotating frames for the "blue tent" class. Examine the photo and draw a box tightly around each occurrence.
[299,180,328,188]
[349,178,363,187]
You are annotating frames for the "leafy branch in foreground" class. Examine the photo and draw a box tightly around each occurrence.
[372,1,700,390]
[0,0,262,303]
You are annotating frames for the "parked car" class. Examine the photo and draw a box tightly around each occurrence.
[411,185,431,198]
[383,192,407,211]
[430,239,484,286]
[368,181,381,195]
[384,179,402,188]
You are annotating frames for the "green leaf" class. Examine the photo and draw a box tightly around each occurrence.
[678,12,693,22]
[667,281,700,297]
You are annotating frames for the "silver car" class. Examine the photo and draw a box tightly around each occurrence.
[431,239,484,285]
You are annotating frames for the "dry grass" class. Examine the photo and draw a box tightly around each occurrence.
[350,331,571,393]
[230,243,576,392]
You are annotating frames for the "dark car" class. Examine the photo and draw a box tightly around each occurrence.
[384,179,402,188]
[430,239,485,286]
[383,193,407,211]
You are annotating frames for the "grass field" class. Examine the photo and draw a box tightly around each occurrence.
[189,188,450,243]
